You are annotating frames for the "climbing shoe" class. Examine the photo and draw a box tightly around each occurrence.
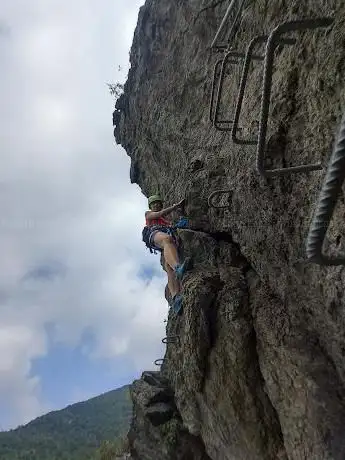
[174,257,191,281]
[172,294,183,315]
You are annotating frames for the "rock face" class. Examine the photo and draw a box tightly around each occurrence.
[114,1,345,459]
[129,371,211,460]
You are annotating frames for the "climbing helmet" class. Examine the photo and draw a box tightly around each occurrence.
[148,194,163,207]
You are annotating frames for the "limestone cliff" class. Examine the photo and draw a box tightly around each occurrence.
[114,1,345,459]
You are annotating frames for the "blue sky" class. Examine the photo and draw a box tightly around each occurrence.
[31,341,137,408]
[0,0,168,429]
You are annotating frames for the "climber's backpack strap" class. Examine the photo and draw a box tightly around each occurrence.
[142,226,156,254]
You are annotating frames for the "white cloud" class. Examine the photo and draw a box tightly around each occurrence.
[0,322,48,427]
[0,0,169,429]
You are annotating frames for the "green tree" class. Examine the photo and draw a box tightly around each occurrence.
[0,386,132,460]
[107,83,124,101]
[98,437,128,460]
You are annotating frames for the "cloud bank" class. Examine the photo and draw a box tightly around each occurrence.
[0,0,168,429]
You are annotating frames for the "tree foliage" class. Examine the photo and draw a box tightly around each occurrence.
[107,83,124,101]
[0,386,132,460]
[97,437,129,460]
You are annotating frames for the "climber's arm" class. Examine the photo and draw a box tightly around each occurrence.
[146,199,185,220]
[146,204,177,220]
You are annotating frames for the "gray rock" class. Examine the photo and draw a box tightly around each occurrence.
[128,375,211,460]
[145,402,175,426]
[115,0,345,459]
[142,370,169,388]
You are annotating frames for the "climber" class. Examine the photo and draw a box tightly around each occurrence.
[143,194,190,315]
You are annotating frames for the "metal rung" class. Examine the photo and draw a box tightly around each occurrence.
[162,335,180,345]
[213,50,263,131]
[232,35,267,145]
[306,113,345,265]
[256,18,334,177]
[208,190,233,208]
[209,59,223,124]
[213,43,230,52]
[154,358,165,366]
[213,51,245,131]
[211,0,247,52]
[232,35,300,145]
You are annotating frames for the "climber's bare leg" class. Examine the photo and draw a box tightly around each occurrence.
[165,261,180,299]
[153,232,180,270]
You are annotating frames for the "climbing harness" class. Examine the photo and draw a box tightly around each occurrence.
[306,113,345,265]
[143,214,188,255]
[142,225,178,254]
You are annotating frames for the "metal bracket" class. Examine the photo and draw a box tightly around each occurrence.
[212,50,263,131]
[208,190,233,208]
[154,358,166,366]
[306,113,345,265]
[162,335,180,345]
[211,0,247,52]
[256,18,334,177]
[213,51,244,131]
[232,35,268,145]
[209,58,223,124]
[231,31,318,147]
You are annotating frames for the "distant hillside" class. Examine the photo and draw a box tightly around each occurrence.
[0,385,132,460]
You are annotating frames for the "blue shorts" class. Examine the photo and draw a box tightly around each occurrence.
[149,227,171,252]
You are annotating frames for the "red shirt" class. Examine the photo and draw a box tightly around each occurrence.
[145,213,170,227]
